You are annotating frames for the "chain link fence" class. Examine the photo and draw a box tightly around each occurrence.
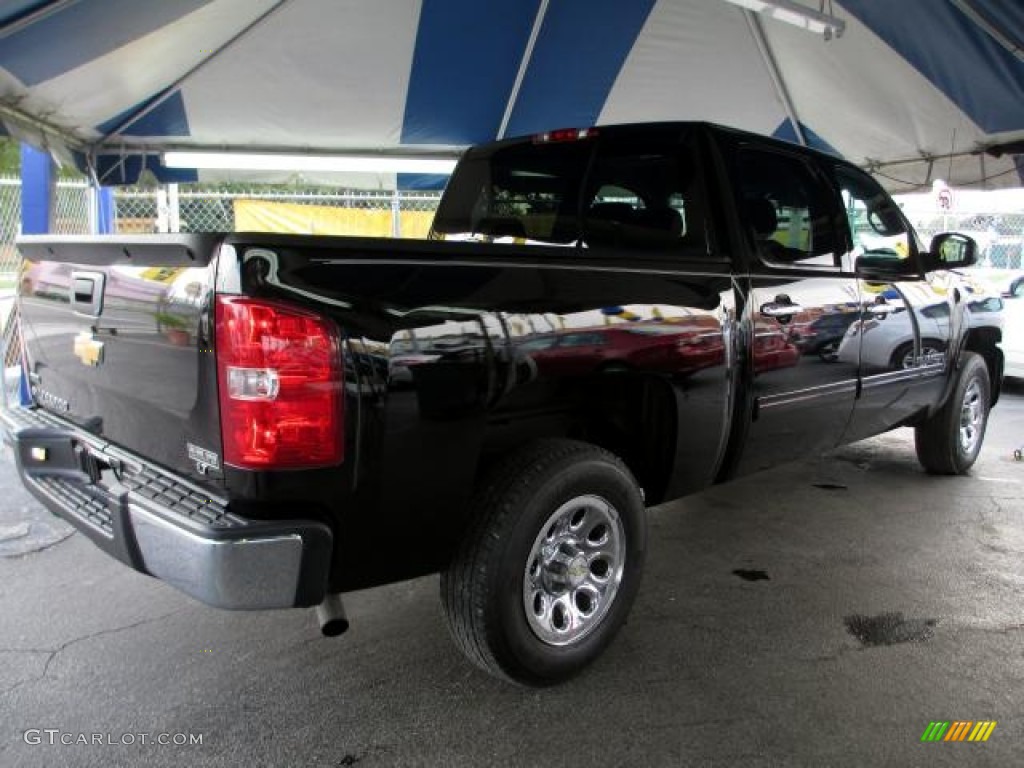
[0,178,20,277]
[112,185,442,236]
[899,208,1024,270]
[2,178,442,264]
[0,179,21,371]
[1,176,93,274]
[54,179,92,236]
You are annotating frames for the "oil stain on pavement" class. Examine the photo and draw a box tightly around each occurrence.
[732,569,770,581]
[844,612,937,646]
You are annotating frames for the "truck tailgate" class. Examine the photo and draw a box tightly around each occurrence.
[16,235,225,482]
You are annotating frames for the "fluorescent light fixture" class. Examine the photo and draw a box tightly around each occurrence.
[722,0,845,38]
[162,151,458,175]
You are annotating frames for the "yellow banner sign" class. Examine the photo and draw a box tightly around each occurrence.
[233,199,434,239]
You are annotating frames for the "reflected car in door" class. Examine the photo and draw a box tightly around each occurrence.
[837,293,1004,371]
[753,320,800,373]
[516,320,724,377]
[789,310,861,362]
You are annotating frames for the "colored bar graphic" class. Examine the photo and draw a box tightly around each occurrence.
[976,721,997,742]
[946,721,973,741]
[921,721,949,742]
[922,720,996,742]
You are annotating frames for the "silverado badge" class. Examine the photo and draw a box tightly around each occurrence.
[73,332,104,367]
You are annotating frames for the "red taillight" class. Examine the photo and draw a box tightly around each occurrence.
[215,296,343,470]
[533,127,599,143]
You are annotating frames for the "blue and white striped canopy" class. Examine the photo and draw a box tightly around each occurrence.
[1,0,1022,190]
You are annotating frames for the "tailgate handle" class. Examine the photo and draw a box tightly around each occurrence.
[71,271,106,317]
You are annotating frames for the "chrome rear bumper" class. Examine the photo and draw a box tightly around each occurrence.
[1,406,332,610]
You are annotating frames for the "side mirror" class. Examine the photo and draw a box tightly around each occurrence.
[921,232,977,272]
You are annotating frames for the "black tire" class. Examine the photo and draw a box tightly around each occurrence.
[915,351,991,474]
[441,439,646,686]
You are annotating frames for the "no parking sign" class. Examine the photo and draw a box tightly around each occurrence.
[933,180,956,212]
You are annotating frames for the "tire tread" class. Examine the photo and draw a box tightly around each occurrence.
[440,439,637,684]
[915,351,990,474]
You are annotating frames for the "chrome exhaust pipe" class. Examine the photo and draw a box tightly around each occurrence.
[316,593,350,637]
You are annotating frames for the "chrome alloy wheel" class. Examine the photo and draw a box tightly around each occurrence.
[959,379,984,454]
[523,495,626,646]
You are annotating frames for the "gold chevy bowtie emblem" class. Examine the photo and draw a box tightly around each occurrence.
[74,332,104,367]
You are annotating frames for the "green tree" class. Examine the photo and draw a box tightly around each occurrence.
[0,138,19,175]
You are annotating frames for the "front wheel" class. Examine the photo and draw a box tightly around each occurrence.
[915,351,991,474]
[441,440,646,686]
[891,339,946,370]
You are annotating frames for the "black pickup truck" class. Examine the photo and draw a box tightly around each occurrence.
[4,123,1003,685]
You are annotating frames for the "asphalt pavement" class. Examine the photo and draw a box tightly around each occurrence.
[1,383,1023,767]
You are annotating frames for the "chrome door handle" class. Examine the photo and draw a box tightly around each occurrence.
[70,271,106,318]
[866,303,898,316]
[760,303,804,318]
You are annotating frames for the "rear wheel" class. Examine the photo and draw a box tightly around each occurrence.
[915,351,990,474]
[441,439,646,685]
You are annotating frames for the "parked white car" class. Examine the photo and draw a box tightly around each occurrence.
[1002,297,1024,379]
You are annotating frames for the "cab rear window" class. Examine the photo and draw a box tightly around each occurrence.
[431,127,709,255]
[431,141,591,244]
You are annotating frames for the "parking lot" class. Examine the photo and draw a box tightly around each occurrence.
[1,382,1022,767]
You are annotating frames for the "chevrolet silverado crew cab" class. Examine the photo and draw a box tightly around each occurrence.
[4,123,1003,686]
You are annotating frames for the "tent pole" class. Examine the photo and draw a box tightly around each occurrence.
[497,0,550,140]
[951,0,1024,63]
[0,102,83,152]
[743,10,806,146]
[0,0,81,39]
[96,0,295,144]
